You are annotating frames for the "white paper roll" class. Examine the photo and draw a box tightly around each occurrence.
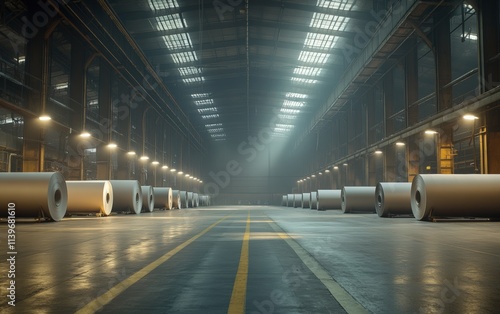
[172,190,182,209]
[293,193,302,208]
[310,191,318,210]
[0,172,67,221]
[317,189,342,210]
[411,174,500,220]
[375,182,412,217]
[153,187,173,210]
[66,180,113,216]
[282,195,287,206]
[109,180,142,214]
[141,186,155,213]
[180,191,188,208]
[187,192,194,208]
[341,186,376,214]
[302,193,310,208]
[193,193,199,207]
[287,194,294,207]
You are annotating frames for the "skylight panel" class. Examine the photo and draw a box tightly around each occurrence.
[202,114,220,119]
[283,100,304,108]
[192,93,211,98]
[163,33,193,50]
[280,108,300,114]
[178,66,201,77]
[182,77,204,84]
[195,99,214,106]
[304,33,337,50]
[293,66,322,77]
[317,0,350,10]
[155,14,185,30]
[197,107,218,114]
[276,124,294,129]
[205,123,222,128]
[214,138,226,141]
[291,77,318,84]
[286,92,308,99]
[148,0,179,10]
[310,13,349,31]
[278,114,298,120]
[171,51,198,64]
[298,51,330,64]
[274,127,292,133]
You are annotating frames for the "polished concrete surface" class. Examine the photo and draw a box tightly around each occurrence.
[1,206,500,313]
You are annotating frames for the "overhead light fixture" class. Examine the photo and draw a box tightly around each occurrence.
[127,151,136,155]
[343,163,348,166]
[170,168,177,172]
[152,161,160,165]
[140,155,149,161]
[79,132,91,138]
[162,165,169,169]
[463,114,478,120]
[107,143,117,149]
[318,172,322,175]
[311,175,316,178]
[325,169,330,173]
[333,166,339,170]
[178,171,184,175]
[39,115,51,121]
[374,150,383,154]
[185,174,190,177]
[395,142,405,146]
[425,130,438,135]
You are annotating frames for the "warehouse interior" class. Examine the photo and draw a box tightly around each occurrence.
[1,0,500,313]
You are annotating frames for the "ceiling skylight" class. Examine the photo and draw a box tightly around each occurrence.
[310,13,349,31]
[192,93,211,98]
[283,100,305,108]
[298,51,330,64]
[170,51,198,64]
[293,66,322,77]
[316,0,350,10]
[194,99,214,106]
[207,128,224,133]
[148,0,179,11]
[162,33,193,50]
[304,33,337,50]
[178,66,201,76]
[280,108,300,114]
[182,77,204,84]
[198,107,218,114]
[202,114,220,119]
[291,77,318,84]
[155,15,185,30]
[285,92,308,99]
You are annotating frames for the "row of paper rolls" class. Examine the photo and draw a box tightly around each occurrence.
[0,172,211,221]
[283,174,500,220]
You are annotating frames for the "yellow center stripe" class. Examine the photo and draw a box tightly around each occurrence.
[227,212,251,314]
[76,215,230,314]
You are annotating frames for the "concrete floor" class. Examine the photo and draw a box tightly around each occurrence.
[1,206,500,313]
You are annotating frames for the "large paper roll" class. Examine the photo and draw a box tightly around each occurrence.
[287,194,294,207]
[411,174,500,221]
[109,180,142,214]
[341,186,376,213]
[302,193,310,208]
[375,182,412,217]
[172,190,182,209]
[282,195,287,206]
[0,172,67,221]
[310,191,318,210]
[187,192,194,208]
[153,187,173,210]
[180,190,188,208]
[141,186,155,212]
[317,189,342,210]
[193,193,199,207]
[293,193,302,208]
[67,180,113,216]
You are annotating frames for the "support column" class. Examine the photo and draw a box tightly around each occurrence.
[96,60,113,180]
[23,24,49,172]
[408,135,420,182]
[435,10,452,112]
[437,124,454,174]
[385,144,397,182]
[485,109,500,174]
[478,0,500,93]
[406,37,419,126]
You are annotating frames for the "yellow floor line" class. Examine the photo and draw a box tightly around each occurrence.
[75,215,230,314]
[267,219,368,314]
[227,212,251,314]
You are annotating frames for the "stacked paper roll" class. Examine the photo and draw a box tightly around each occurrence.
[310,191,318,210]
[180,190,188,208]
[153,187,173,210]
[67,180,113,216]
[375,182,412,217]
[411,174,500,220]
[193,193,199,207]
[341,186,376,213]
[282,195,287,206]
[287,194,294,207]
[141,185,155,212]
[293,194,302,208]
[317,190,342,210]
[172,190,182,209]
[187,192,194,208]
[0,172,67,221]
[109,180,142,214]
[302,193,310,208]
